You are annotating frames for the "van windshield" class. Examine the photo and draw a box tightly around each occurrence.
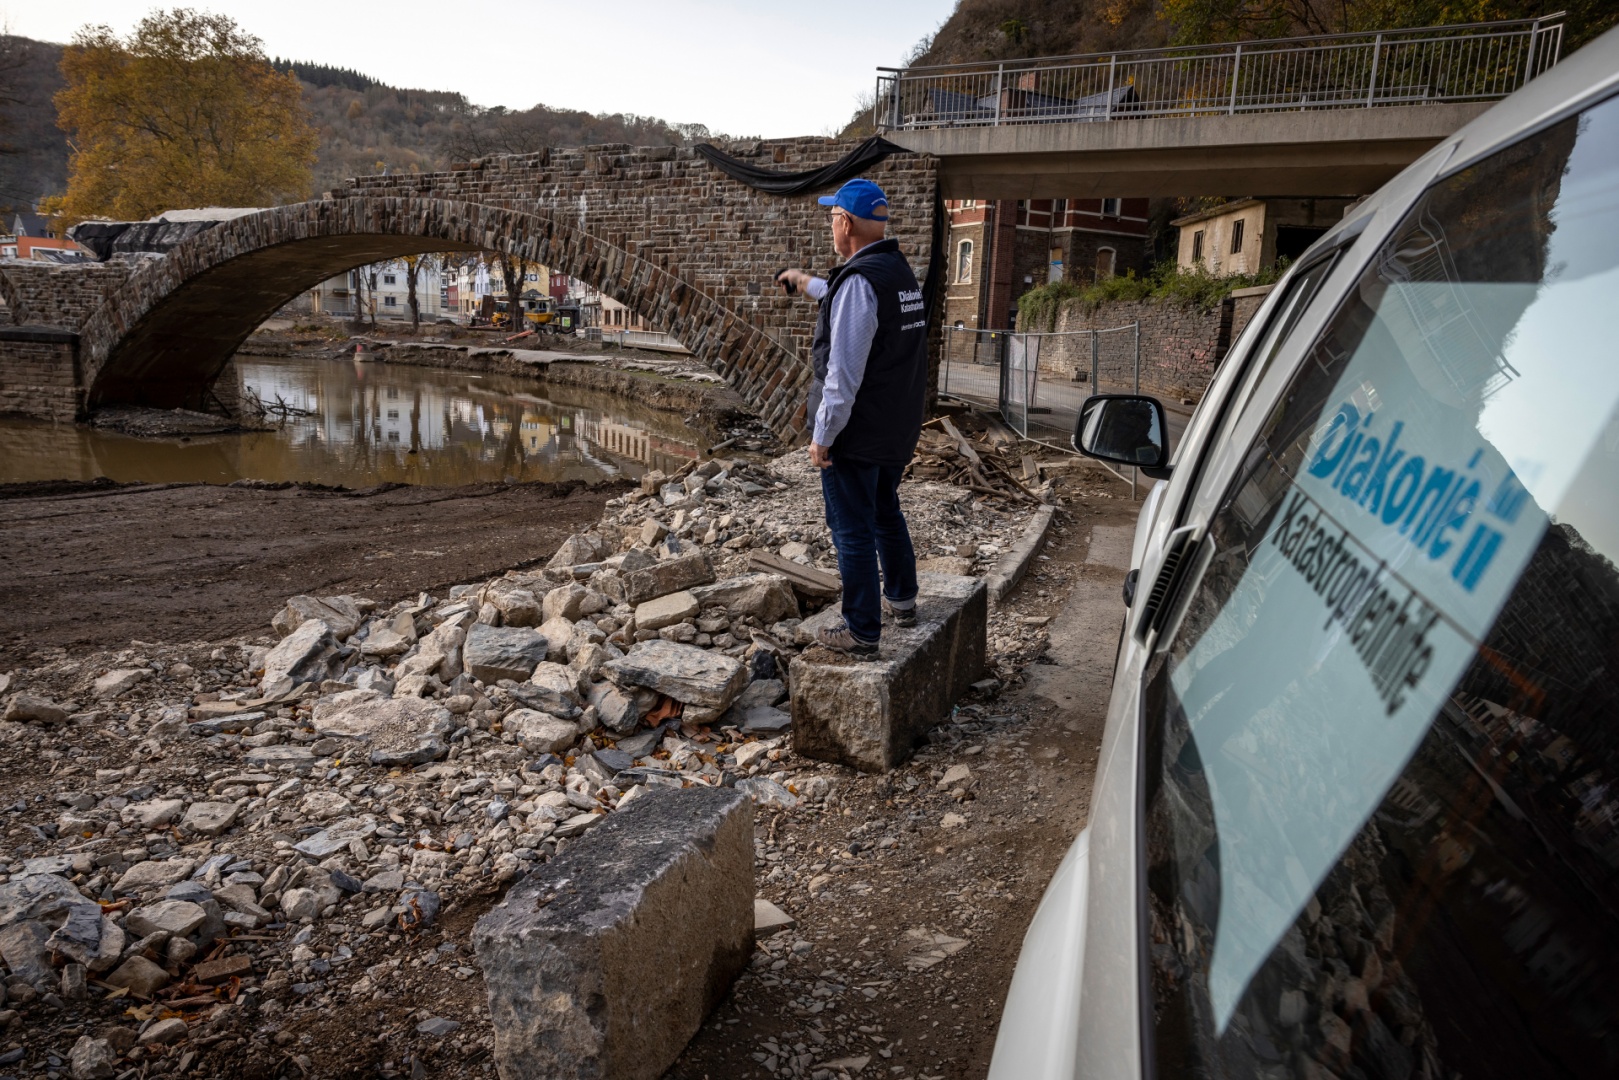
[1144,92,1619,1078]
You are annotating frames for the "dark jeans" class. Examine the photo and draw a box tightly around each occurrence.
[820,458,919,643]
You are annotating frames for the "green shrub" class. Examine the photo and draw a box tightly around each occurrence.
[1016,260,1289,329]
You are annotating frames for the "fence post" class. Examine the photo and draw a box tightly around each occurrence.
[1133,321,1141,499]
[993,64,1005,125]
[1228,44,1242,114]
[1523,17,1543,86]
[1104,55,1117,120]
[1366,33,1382,106]
[1090,330,1100,398]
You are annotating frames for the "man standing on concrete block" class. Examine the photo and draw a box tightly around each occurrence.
[777,178,929,658]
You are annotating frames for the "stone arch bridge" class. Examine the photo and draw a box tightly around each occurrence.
[0,138,941,436]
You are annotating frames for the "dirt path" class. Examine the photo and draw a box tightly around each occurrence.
[667,479,1142,1080]
[0,479,618,666]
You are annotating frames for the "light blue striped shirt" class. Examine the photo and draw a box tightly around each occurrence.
[805,270,879,447]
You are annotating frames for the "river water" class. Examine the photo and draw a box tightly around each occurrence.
[0,354,702,487]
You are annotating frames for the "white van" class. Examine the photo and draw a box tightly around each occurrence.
[990,26,1619,1080]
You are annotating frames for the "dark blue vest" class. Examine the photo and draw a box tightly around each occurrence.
[808,238,929,467]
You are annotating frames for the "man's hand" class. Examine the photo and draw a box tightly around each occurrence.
[777,268,813,295]
[809,441,833,469]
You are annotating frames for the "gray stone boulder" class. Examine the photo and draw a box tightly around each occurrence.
[474,786,753,1080]
[259,619,334,692]
[690,573,799,624]
[526,662,583,713]
[602,640,748,711]
[548,532,608,569]
[484,579,542,627]
[587,682,648,735]
[272,594,365,640]
[179,801,240,837]
[398,620,466,683]
[621,550,715,606]
[634,590,699,632]
[311,696,454,767]
[69,1035,118,1080]
[543,583,590,623]
[463,623,548,684]
[503,709,578,754]
[535,616,581,660]
[3,692,69,725]
[92,668,148,699]
[790,573,986,772]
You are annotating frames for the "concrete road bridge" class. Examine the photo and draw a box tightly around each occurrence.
[0,17,1564,431]
[877,16,1565,197]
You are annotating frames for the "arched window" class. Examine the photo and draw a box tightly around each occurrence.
[1096,247,1117,280]
[956,239,974,284]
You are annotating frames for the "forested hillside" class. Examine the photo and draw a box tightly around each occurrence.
[0,37,68,218]
[0,43,728,214]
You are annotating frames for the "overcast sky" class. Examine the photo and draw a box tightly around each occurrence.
[9,1,957,137]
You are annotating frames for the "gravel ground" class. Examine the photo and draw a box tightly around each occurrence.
[0,443,1139,1080]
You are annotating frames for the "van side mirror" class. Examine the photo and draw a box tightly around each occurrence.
[1073,394,1171,479]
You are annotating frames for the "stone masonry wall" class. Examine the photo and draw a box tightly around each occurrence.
[10,138,938,429]
[339,139,941,433]
[0,334,82,421]
[0,261,135,330]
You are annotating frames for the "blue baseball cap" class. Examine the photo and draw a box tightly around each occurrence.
[818,179,890,221]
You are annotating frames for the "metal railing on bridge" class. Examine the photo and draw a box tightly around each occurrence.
[876,15,1564,131]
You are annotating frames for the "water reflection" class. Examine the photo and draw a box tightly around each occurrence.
[0,354,701,487]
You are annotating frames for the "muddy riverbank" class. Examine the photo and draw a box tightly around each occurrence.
[0,478,620,667]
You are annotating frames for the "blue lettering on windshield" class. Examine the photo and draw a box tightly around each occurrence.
[1305,402,1523,593]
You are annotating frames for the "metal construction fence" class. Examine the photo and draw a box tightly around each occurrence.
[937,323,1142,446]
[876,15,1563,131]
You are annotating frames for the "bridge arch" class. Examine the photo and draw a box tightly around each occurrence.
[78,196,811,434]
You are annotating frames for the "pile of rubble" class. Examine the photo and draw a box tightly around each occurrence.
[0,448,1064,1077]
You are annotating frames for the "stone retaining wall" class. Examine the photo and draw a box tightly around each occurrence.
[0,261,134,331]
[0,330,83,421]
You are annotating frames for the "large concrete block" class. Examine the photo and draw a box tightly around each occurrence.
[789,573,986,772]
[472,786,753,1080]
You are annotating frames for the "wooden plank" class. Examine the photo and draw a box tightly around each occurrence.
[749,551,841,599]
[937,417,982,469]
[1020,454,1039,482]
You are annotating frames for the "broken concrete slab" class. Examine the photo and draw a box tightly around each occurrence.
[473,786,752,1080]
[462,623,548,684]
[601,640,748,711]
[789,573,986,772]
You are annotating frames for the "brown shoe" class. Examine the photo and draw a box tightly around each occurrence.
[816,621,879,658]
[883,598,917,628]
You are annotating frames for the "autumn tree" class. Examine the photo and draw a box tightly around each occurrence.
[51,8,318,224]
